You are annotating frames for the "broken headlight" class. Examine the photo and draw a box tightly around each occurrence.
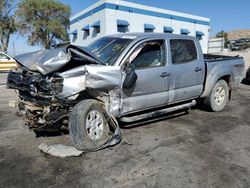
[38,79,50,91]
[51,76,64,94]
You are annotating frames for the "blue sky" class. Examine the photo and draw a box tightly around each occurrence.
[8,0,250,56]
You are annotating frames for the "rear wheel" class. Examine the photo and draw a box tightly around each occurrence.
[69,99,110,151]
[205,79,229,112]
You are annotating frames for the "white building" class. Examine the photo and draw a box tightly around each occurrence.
[208,38,225,54]
[70,0,210,53]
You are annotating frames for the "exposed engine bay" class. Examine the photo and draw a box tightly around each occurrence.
[7,43,123,132]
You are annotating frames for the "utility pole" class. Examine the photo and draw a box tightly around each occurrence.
[12,41,16,57]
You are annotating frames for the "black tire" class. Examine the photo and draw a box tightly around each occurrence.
[205,79,229,112]
[69,99,110,151]
[246,70,250,80]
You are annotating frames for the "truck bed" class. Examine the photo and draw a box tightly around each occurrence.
[204,54,243,63]
[200,53,245,98]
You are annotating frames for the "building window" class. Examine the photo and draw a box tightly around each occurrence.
[163,26,174,33]
[117,20,129,33]
[196,31,205,40]
[94,27,100,34]
[180,29,190,35]
[82,25,90,39]
[144,24,155,33]
[145,29,154,33]
[83,30,90,39]
[71,29,77,42]
[91,20,101,37]
[118,26,128,33]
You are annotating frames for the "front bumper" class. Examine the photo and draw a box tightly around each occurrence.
[7,69,70,130]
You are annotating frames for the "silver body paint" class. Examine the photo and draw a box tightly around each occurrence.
[15,47,69,74]
[10,33,245,119]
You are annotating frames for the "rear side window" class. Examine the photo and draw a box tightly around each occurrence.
[170,39,197,64]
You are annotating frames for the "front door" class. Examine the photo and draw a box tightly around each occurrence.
[121,40,170,114]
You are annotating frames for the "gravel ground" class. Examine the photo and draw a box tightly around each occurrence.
[0,73,250,188]
[217,48,250,68]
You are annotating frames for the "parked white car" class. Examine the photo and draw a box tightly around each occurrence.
[0,52,17,71]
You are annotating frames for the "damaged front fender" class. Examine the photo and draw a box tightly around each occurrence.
[57,64,122,99]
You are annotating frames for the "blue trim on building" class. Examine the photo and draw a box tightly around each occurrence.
[82,25,90,30]
[117,19,129,26]
[70,3,210,26]
[164,26,174,33]
[91,20,100,27]
[181,29,190,34]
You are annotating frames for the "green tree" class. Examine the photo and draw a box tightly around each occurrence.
[0,0,17,53]
[17,0,71,49]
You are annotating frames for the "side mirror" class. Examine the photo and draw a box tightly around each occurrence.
[123,68,138,89]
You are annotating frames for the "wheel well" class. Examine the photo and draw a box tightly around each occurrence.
[218,75,231,88]
[218,75,232,100]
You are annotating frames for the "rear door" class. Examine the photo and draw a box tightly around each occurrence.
[121,39,170,114]
[167,39,205,103]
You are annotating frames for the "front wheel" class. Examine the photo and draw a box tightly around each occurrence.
[69,99,110,151]
[205,79,229,112]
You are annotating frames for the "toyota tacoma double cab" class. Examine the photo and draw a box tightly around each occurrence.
[7,33,245,151]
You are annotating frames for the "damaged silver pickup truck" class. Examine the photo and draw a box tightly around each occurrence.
[7,33,245,151]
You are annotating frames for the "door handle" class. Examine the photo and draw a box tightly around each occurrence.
[160,72,170,78]
[195,67,202,72]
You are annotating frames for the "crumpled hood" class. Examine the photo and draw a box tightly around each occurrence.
[15,45,103,75]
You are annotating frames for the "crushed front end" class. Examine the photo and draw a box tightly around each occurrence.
[7,68,72,131]
[6,44,122,132]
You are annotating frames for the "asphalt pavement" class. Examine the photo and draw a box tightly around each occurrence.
[0,73,250,188]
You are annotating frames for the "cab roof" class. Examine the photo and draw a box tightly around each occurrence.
[107,32,197,41]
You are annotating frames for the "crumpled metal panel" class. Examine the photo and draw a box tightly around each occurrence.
[14,45,103,76]
[57,66,87,98]
[15,48,69,75]
[37,50,68,75]
[57,64,122,99]
[85,65,122,89]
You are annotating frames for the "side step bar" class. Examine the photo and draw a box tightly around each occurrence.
[119,100,196,123]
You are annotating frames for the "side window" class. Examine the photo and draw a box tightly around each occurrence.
[129,40,166,69]
[170,39,197,64]
[0,53,10,60]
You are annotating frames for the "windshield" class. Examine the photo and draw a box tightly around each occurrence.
[88,37,132,65]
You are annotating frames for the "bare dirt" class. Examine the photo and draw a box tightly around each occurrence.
[227,29,250,41]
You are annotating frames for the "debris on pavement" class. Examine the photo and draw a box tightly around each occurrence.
[39,143,84,157]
